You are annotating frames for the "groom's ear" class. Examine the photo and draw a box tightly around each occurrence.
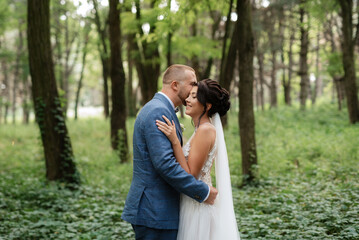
[171,81,179,92]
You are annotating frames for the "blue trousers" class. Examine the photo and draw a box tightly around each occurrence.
[132,224,178,240]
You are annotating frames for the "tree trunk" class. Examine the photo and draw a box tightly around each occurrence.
[201,8,221,80]
[338,0,359,123]
[167,32,172,67]
[93,0,110,118]
[312,31,322,104]
[270,50,277,108]
[355,0,359,51]
[101,55,110,118]
[219,0,234,84]
[22,75,31,124]
[284,25,294,106]
[133,0,161,105]
[126,34,137,117]
[109,0,129,162]
[166,0,172,67]
[237,0,258,185]
[27,0,80,184]
[220,27,237,127]
[53,10,64,100]
[257,51,265,110]
[219,0,235,127]
[278,7,287,107]
[190,20,200,78]
[63,16,70,116]
[299,0,309,110]
[335,76,344,110]
[266,7,278,109]
[201,58,213,79]
[21,39,31,125]
[74,24,90,120]
[326,13,344,110]
[13,25,24,124]
[0,39,10,124]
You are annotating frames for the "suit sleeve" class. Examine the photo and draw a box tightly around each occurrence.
[143,108,209,203]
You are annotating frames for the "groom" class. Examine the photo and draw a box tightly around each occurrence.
[122,64,218,240]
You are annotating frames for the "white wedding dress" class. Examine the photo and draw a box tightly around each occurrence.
[177,114,240,240]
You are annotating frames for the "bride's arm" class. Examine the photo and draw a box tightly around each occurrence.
[156,116,215,178]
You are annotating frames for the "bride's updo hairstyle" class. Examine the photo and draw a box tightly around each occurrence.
[196,79,230,125]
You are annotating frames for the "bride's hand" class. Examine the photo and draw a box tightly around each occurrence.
[156,115,179,144]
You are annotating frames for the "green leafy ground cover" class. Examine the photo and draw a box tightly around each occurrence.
[0,104,358,239]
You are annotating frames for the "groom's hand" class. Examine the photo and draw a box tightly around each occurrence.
[204,186,218,205]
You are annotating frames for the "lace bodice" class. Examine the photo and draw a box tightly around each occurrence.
[182,125,217,186]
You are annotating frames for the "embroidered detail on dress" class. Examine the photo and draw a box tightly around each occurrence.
[182,131,217,186]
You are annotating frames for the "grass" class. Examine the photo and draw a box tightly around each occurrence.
[0,103,358,239]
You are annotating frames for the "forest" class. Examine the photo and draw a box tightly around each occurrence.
[0,0,359,239]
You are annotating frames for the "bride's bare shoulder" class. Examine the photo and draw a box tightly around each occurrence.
[197,123,216,134]
[193,123,216,145]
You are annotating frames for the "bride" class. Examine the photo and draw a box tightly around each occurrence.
[156,79,240,240]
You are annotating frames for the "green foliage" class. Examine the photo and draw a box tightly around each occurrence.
[117,128,129,163]
[306,0,339,22]
[174,35,221,60]
[1,104,359,239]
[121,12,137,35]
[326,51,344,78]
[236,173,359,239]
[0,0,10,35]
[34,98,46,135]
[0,181,132,239]
[57,89,68,112]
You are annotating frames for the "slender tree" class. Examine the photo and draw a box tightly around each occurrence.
[109,0,129,162]
[27,0,80,184]
[324,13,344,110]
[298,0,309,110]
[74,22,90,120]
[278,6,289,106]
[337,0,359,123]
[52,2,81,117]
[201,3,221,79]
[12,21,25,124]
[237,0,258,184]
[126,33,137,117]
[133,0,161,105]
[92,0,110,118]
[312,30,322,104]
[0,39,10,124]
[266,7,278,108]
[256,47,265,109]
[219,0,235,127]
[253,5,266,111]
[21,62,31,124]
[166,0,172,67]
[220,27,237,126]
[284,16,295,106]
[124,0,137,118]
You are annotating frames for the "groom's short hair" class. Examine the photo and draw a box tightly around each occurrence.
[163,64,196,85]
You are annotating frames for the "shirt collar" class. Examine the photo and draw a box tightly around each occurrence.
[158,92,175,110]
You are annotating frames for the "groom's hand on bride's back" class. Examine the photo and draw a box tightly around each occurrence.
[204,186,218,205]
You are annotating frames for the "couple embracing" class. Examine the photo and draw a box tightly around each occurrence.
[122,64,240,240]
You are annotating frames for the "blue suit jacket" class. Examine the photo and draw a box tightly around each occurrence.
[121,93,209,229]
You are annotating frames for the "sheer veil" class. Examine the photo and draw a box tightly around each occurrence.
[211,113,241,239]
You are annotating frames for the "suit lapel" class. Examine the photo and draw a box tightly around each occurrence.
[173,113,183,146]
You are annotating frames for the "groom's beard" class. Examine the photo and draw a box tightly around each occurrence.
[178,91,187,106]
